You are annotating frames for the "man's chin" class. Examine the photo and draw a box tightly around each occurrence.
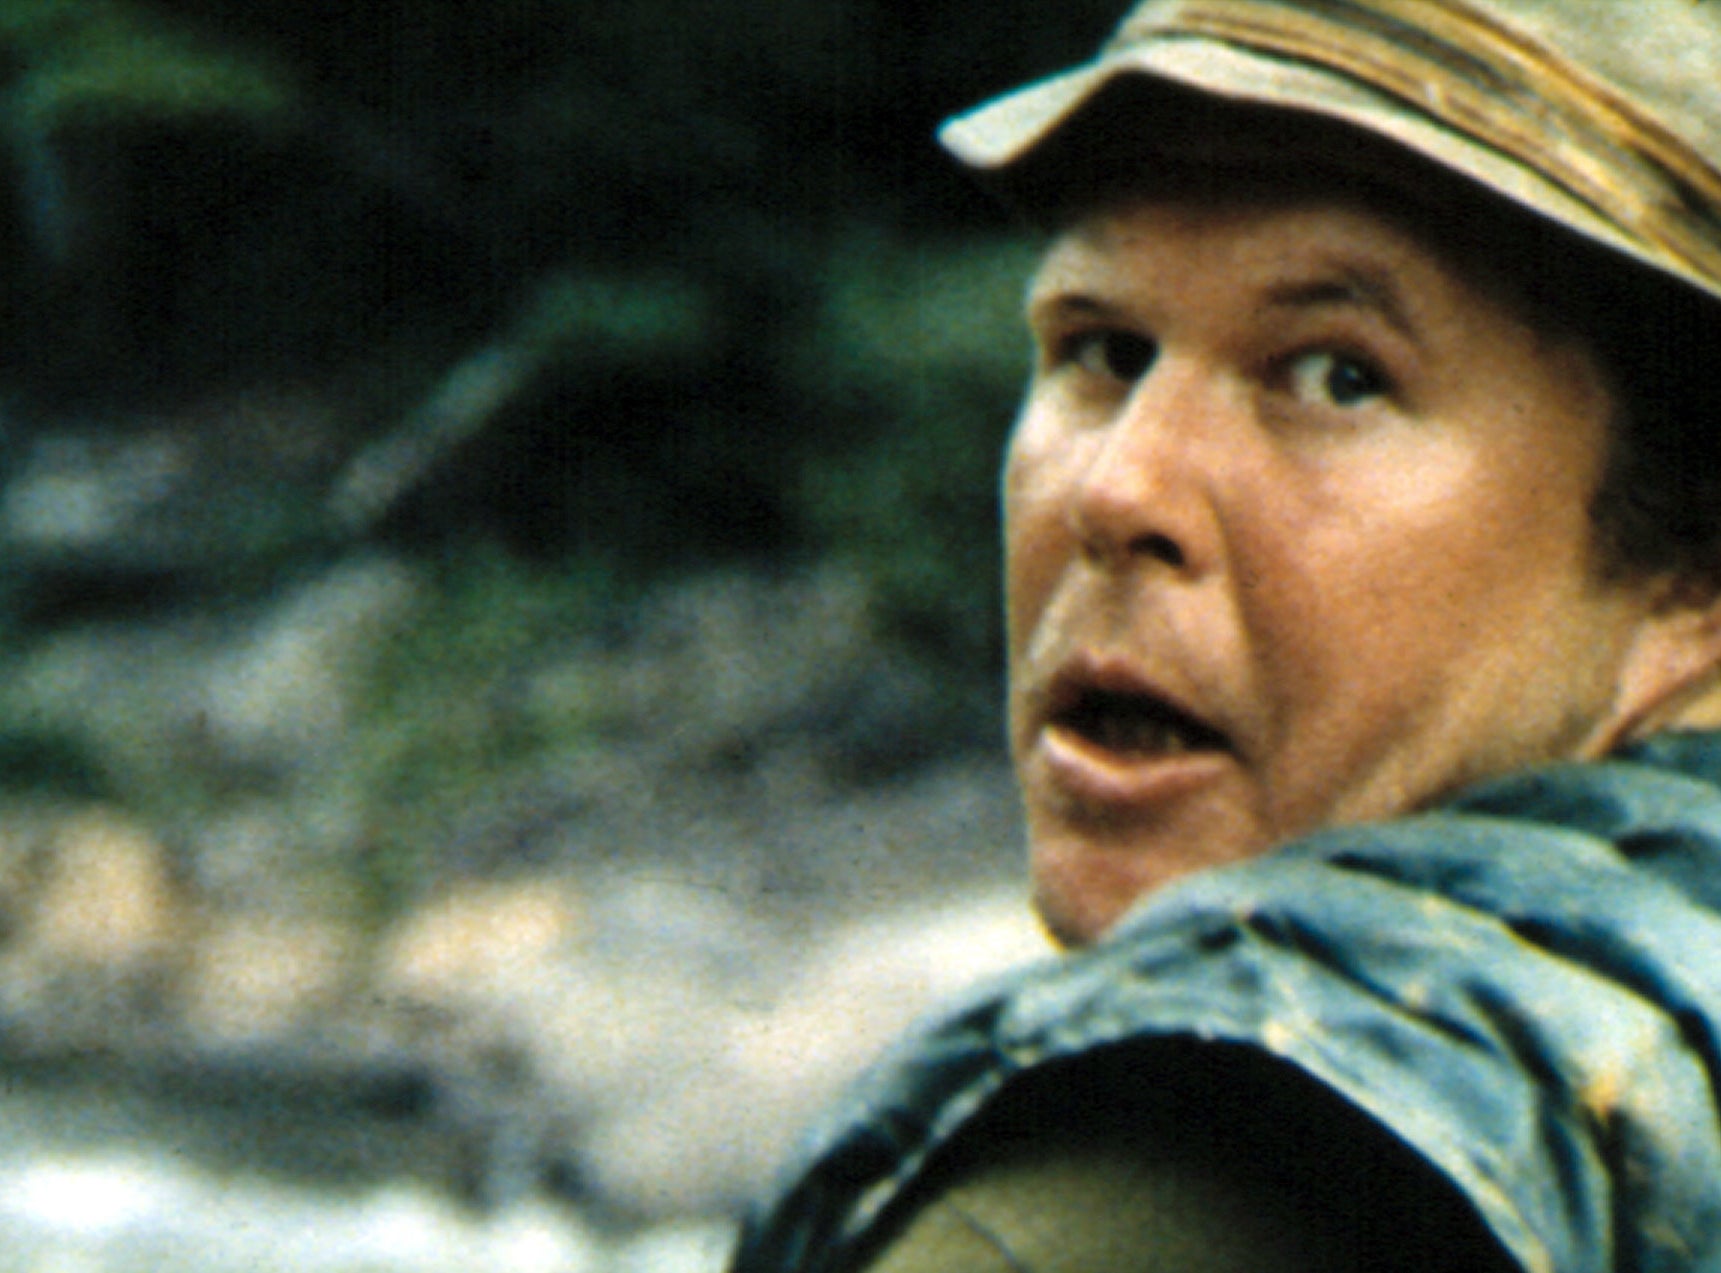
[1030,844,1169,948]
[1028,816,1285,947]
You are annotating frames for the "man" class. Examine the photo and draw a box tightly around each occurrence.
[734,3,1721,1269]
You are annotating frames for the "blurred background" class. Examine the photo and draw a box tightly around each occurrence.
[0,2,1122,1269]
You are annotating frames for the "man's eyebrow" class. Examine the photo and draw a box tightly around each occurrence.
[1260,266,1419,342]
[1024,290,1117,328]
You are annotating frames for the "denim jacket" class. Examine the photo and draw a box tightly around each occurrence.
[733,732,1721,1273]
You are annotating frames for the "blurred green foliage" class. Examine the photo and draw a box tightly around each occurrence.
[793,234,1041,672]
[340,549,634,920]
[0,0,290,127]
[0,0,1125,906]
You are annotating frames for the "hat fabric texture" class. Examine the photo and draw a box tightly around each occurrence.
[940,0,1721,306]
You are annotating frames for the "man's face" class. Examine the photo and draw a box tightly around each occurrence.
[1007,191,1679,946]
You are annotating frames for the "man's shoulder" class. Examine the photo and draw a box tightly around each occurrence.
[733,734,1721,1273]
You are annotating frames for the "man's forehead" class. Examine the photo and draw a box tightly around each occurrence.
[1035,189,1441,302]
[1028,141,1577,348]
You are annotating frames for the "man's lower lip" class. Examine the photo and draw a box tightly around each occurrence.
[1037,726,1231,811]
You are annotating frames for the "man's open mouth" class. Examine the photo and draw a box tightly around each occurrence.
[1050,686,1229,758]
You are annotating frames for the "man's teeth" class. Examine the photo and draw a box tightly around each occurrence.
[1060,692,1223,756]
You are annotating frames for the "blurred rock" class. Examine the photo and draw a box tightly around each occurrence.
[377,880,585,1009]
[177,910,360,1049]
[574,891,1048,1219]
[197,555,422,775]
[0,1147,611,1273]
[0,562,1040,1250]
[0,808,182,1050]
[0,388,352,585]
[0,431,187,557]
[28,809,178,968]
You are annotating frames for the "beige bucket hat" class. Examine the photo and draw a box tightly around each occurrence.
[940,0,1721,305]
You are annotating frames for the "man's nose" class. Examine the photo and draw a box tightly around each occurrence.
[1068,365,1224,575]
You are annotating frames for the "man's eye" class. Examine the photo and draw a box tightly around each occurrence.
[1286,350,1389,407]
[1066,329,1157,383]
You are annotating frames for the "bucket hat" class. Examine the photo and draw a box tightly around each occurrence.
[940,0,1721,306]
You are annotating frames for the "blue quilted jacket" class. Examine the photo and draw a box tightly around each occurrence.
[733,732,1721,1273]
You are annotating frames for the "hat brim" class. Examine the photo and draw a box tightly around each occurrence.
[940,37,1721,307]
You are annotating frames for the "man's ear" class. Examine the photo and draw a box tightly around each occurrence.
[1615,580,1721,739]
